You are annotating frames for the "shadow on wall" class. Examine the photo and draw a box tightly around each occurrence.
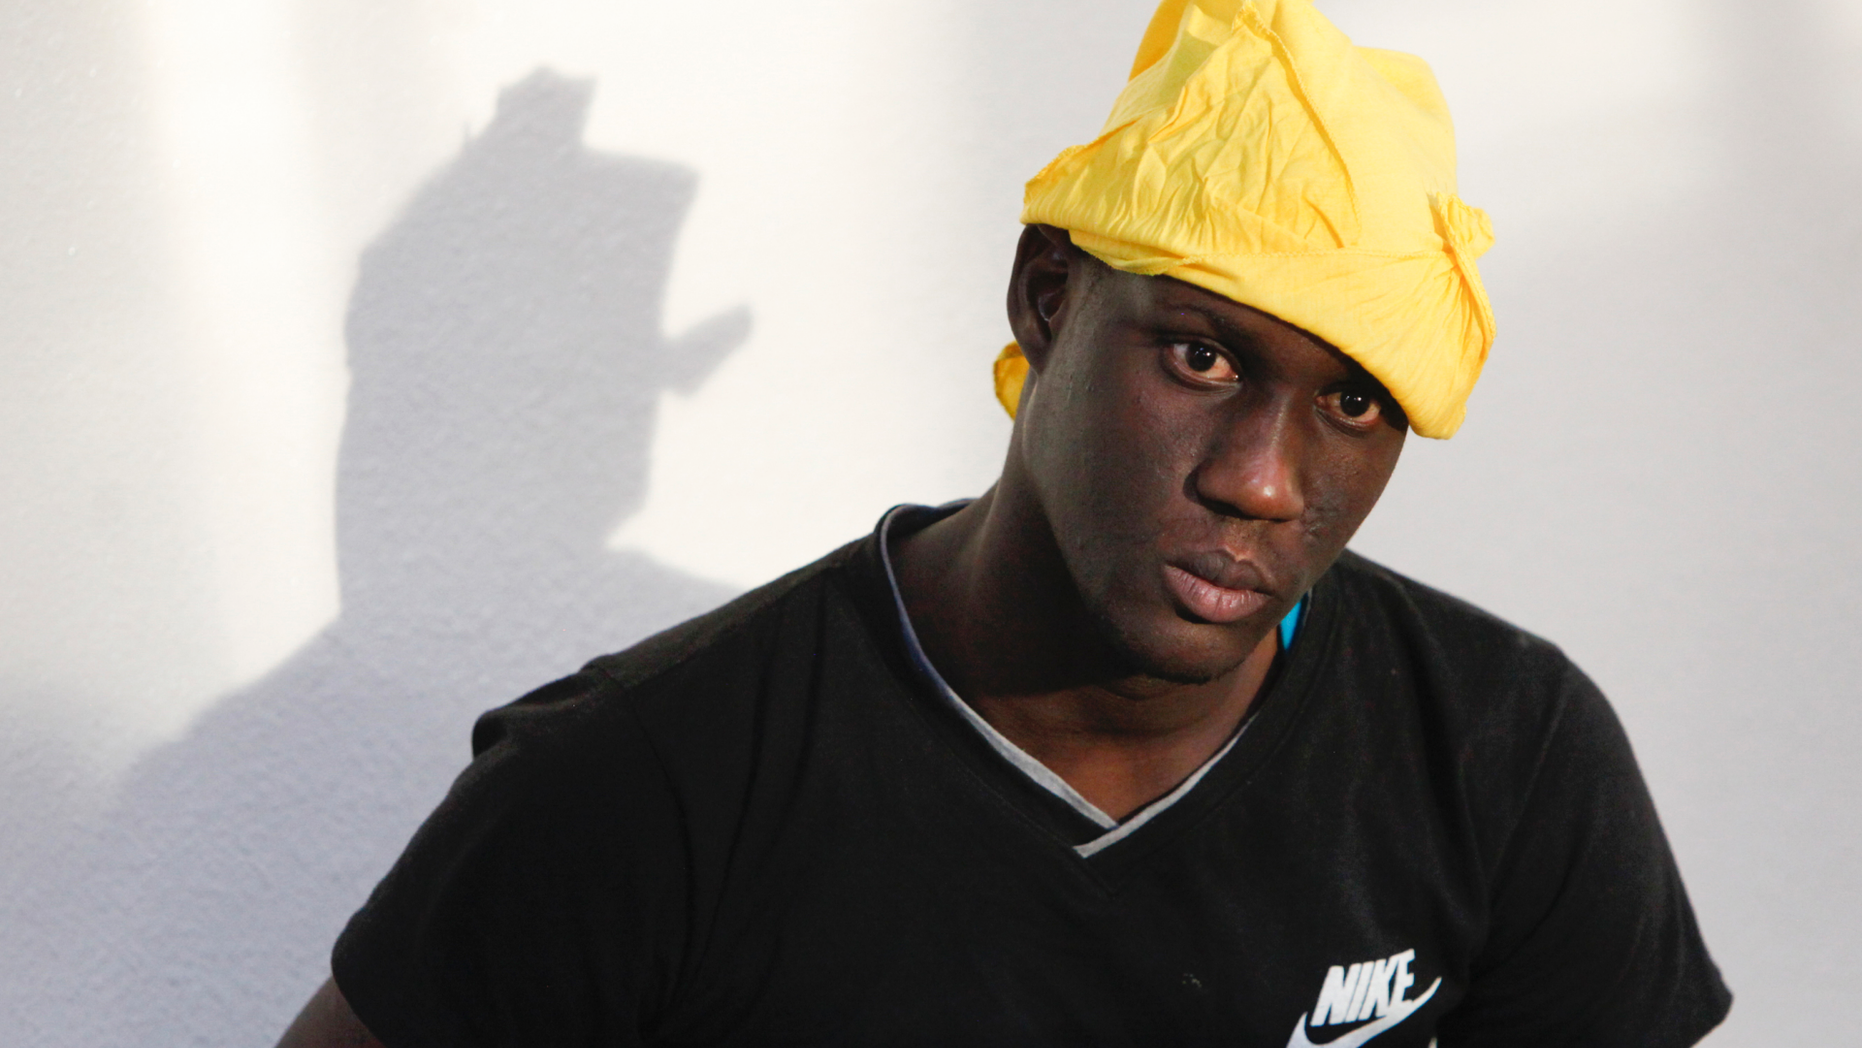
[4,69,745,1048]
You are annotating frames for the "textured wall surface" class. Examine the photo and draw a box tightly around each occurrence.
[2,1,1858,1045]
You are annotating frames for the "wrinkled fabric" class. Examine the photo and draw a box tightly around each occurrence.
[1000,0,1495,438]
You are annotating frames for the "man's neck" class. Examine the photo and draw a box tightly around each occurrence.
[891,489,1279,822]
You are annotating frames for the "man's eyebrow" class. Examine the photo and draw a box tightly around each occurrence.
[1155,300,1263,351]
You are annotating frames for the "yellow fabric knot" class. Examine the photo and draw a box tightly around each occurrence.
[997,0,1497,438]
[1429,191,1497,375]
[995,342,1029,419]
[1431,192,1494,259]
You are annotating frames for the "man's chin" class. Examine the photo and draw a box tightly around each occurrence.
[1126,657,1231,687]
[1091,610,1259,687]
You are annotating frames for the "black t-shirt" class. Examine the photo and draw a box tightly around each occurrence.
[334,508,1730,1047]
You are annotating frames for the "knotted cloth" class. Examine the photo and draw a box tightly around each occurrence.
[995,0,1495,438]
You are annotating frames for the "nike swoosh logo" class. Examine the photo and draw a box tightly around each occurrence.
[1284,978,1441,1048]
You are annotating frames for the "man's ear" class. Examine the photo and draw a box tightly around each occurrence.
[1006,224,1076,374]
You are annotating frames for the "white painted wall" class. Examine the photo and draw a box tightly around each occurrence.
[2,0,1856,1043]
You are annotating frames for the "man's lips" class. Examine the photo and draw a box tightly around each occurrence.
[1162,555,1273,625]
[1173,550,1270,592]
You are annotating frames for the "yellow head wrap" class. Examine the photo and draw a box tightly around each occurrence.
[995,0,1494,438]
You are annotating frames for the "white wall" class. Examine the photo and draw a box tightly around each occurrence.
[2,0,1856,1043]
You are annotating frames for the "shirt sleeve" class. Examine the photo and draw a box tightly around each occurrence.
[332,667,690,1048]
[1439,661,1731,1048]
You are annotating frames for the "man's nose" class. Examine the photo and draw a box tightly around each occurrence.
[1191,404,1305,523]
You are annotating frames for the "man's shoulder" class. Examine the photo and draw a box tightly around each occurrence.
[471,535,886,750]
[1325,547,1573,675]
[590,534,887,694]
[1316,549,1604,763]
[1317,552,1649,884]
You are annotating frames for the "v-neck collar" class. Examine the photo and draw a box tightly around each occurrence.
[871,503,1330,871]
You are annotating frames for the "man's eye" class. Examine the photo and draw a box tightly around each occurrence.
[1325,389,1384,423]
[1168,342,1238,382]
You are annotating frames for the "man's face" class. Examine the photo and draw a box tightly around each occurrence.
[1013,237,1407,685]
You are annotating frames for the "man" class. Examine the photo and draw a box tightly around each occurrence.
[281,1,1730,1044]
